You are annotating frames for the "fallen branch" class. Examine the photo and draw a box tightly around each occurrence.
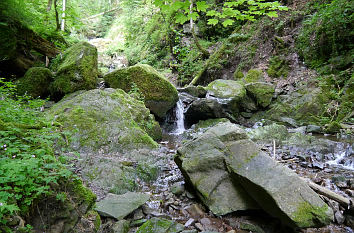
[301,178,353,209]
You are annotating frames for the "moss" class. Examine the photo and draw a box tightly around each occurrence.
[245,82,275,108]
[245,69,263,83]
[17,67,53,98]
[50,42,98,99]
[194,118,230,130]
[325,121,342,134]
[71,178,96,207]
[234,69,244,80]
[84,210,101,232]
[292,202,330,228]
[267,56,289,78]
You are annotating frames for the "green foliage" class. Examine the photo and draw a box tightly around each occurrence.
[0,79,73,226]
[296,0,354,71]
[154,0,288,27]
[267,56,289,78]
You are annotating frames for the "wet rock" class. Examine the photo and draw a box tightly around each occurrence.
[306,125,322,134]
[247,123,289,144]
[240,222,265,233]
[136,218,184,233]
[334,211,345,224]
[104,64,178,118]
[176,122,259,216]
[184,218,195,227]
[50,42,98,100]
[278,117,298,128]
[16,67,53,98]
[113,220,130,233]
[185,204,206,218]
[96,192,150,220]
[288,126,307,134]
[178,86,207,98]
[225,139,333,228]
[130,219,148,227]
[185,99,227,125]
[245,82,275,108]
[312,161,324,170]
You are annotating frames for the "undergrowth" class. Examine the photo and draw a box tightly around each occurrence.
[0,79,73,230]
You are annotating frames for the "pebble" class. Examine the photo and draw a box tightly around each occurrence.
[195,222,205,231]
[185,218,195,227]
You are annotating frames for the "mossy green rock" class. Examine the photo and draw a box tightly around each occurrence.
[176,122,259,215]
[206,79,247,115]
[104,64,178,118]
[225,139,333,228]
[247,123,289,145]
[136,218,184,233]
[16,67,53,98]
[50,42,98,99]
[245,69,264,83]
[47,88,161,153]
[245,82,275,108]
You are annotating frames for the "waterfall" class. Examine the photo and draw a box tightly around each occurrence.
[172,99,185,135]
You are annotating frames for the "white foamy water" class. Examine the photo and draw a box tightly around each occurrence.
[171,100,185,135]
[326,151,354,170]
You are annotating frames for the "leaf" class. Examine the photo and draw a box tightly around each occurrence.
[207,18,219,25]
[223,19,235,27]
[175,12,188,24]
[196,1,209,12]
[188,12,199,21]
[267,11,278,18]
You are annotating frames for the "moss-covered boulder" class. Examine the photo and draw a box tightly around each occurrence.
[50,42,98,100]
[47,88,161,153]
[205,79,246,115]
[245,82,275,108]
[175,122,259,216]
[16,67,53,98]
[244,69,264,83]
[104,64,179,118]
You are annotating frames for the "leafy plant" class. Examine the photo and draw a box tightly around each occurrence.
[0,79,73,226]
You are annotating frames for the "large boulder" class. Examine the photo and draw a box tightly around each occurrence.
[175,122,259,216]
[177,122,333,228]
[206,79,246,115]
[50,42,98,99]
[16,67,53,98]
[225,139,333,228]
[47,88,161,153]
[104,64,179,118]
[245,82,275,108]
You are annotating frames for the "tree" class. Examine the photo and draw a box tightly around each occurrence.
[154,0,288,27]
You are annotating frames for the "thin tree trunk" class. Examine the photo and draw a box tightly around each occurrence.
[54,0,60,30]
[60,0,66,31]
[47,0,53,11]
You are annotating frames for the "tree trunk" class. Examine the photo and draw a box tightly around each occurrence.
[60,0,66,31]
[54,0,60,30]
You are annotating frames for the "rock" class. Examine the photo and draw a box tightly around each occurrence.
[136,218,184,233]
[244,69,264,83]
[279,117,298,128]
[104,64,178,118]
[225,139,333,228]
[47,88,161,153]
[16,67,53,98]
[96,192,150,220]
[73,210,101,233]
[206,79,247,115]
[176,122,259,216]
[245,82,275,108]
[50,42,98,99]
[240,222,265,233]
[181,230,198,233]
[113,220,130,233]
[184,218,195,227]
[306,125,322,134]
[130,219,148,227]
[185,204,206,218]
[171,183,185,195]
[178,86,207,98]
[195,223,205,231]
[334,211,345,224]
[247,123,289,144]
[185,99,227,125]
[288,126,307,134]
[240,95,257,112]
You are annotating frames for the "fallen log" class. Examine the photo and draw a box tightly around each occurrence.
[301,177,354,209]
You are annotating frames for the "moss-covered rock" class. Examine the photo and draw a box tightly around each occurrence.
[206,79,247,116]
[245,82,275,108]
[244,69,264,83]
[104,64,178,118]
[47,88,161,153]
[136,218,184,233]
[50,42,98,100]
[266,56,289,78]
[16,67,53,98]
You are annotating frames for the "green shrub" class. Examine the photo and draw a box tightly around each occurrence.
[296,0,354,70]
[0,79,73,226]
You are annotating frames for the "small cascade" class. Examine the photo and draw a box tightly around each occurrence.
[172,99,185,135]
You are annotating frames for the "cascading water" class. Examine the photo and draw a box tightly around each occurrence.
[172,99,185,135]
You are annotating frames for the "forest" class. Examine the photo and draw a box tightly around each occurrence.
[0,0,353,232]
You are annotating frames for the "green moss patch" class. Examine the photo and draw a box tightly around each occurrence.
[17,67,53,98]
[292,202,331,228]
[267,56,289,78]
